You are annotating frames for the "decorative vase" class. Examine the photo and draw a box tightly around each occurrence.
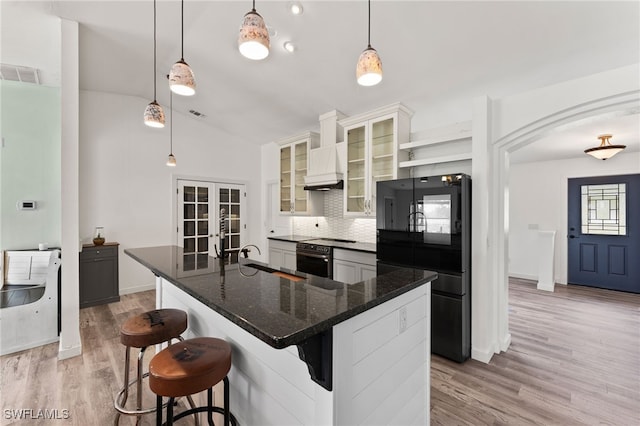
[93,226,105,246]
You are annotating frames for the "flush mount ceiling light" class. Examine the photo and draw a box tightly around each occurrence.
[166,92,177,167]
[356,0,382,87]
[143,0,165,128]
[283,41,296,53]
[238,0,270,60]
[288,1,303,15]
[584,134,626,160]
[169,0,196,96]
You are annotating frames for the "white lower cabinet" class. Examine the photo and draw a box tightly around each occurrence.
[268,240,297,270]
[333,249,376,284]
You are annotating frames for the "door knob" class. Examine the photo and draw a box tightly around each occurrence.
[569,235,578,239]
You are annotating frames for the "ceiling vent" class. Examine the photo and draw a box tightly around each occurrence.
[188,109,206,119]
[0,64,40,85]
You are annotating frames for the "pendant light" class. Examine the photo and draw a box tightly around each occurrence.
[169,0,196,96]
[166,92,177,167]
[143,0,165,128]
[238,0,270,60]
[356,0,383,86]
[584,134,626,160]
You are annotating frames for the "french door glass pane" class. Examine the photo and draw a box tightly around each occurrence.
[184,186,195,202]
[197,187,208,202]
[184,204,195,219]
[197,204,208,219]
[184,221,195,236]
[197,220,208,236]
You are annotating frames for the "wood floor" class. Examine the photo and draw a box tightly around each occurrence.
[1,278,638,425]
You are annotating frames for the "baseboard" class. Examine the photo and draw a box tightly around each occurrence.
[471,346,494,364]
[57,342,82,360]
[508,272,537,281]
[119,283,155,296]
[0,337,59,357]
[500,332,512,352]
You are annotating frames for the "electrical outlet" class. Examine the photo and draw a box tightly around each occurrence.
[399,306,407,333]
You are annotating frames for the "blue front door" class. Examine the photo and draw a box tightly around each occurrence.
[567,174,640,293]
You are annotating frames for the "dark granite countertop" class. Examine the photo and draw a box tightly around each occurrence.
[268,235,376,254]
[125,245,435,350]
[267,234,315,242]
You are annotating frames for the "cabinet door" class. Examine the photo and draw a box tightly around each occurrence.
[283,250,297,271]
[369,116,395,216]
[280,146,292,213]
[269,248,284,269]
[345,124,367,215]
[359,264,378,282]
[334,259,358,284]
[293,141,308,213]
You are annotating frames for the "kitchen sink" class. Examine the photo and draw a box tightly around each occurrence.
[244,263,305,282]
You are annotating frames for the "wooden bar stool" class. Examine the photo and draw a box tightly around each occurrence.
[114,308,192,425]
[149,337,237,426]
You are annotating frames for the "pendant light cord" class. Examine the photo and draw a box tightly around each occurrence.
[153,0,157,100]
[180,0,184,59]
[170,91,173,154]
[252,0,256,12]
[367,0,371,48]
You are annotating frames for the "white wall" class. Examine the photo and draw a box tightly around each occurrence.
[509,152,639,284]
[79,90,262,294]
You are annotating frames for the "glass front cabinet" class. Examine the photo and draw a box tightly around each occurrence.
[277,131,322,215]
[339,104,412,216]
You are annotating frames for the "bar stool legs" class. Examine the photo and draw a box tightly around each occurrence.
[155,379,235,426]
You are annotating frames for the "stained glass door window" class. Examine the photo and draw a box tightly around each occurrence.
[581,183,626,235]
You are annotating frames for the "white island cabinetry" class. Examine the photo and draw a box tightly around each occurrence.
[333,249,376,284]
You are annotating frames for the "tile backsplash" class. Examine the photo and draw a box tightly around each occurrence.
[292,190,377,243]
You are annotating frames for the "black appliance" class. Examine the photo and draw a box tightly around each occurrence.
[376,174,471,362]
[296,241,333,278]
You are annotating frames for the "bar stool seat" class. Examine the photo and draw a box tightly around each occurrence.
[114,309,189,424]
[149,337,237,425]
[120,309,187,348]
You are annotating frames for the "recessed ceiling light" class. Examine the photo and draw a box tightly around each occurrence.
[283,41,296,53]
[289,2,303,15]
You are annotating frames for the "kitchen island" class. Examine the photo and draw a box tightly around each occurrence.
[126,245,435,425]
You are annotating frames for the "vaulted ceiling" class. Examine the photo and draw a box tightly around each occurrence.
[3,1,639,162]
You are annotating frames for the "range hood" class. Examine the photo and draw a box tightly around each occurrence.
[304,110,346,191]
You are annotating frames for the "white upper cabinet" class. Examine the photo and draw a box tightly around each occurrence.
[277,132,322,216]
[339,103,412,217]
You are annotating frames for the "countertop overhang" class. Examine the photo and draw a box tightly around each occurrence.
[125,245,436,350]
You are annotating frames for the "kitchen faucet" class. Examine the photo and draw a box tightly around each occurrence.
[240,244,261,258]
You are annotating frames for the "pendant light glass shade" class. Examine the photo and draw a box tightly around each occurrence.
[238,4,270,60]
[170,0,196,96]
[356,0,382,86]
[166,153,177,167]
[584,134,626,160]
[169,59,196,96]
[144,0,164,128]
[356,46,383,86]
[144,101,165,128]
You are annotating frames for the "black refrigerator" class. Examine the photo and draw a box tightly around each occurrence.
[376,174,471,362]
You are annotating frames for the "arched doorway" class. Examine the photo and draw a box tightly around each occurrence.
[471,64,640,363]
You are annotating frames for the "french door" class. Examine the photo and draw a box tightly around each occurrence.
[177,180,246,275]
[567,174,639,293]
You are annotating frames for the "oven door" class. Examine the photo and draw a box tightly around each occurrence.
[296,251,332,278]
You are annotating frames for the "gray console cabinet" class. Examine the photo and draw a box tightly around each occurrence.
[79,242,120,308]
